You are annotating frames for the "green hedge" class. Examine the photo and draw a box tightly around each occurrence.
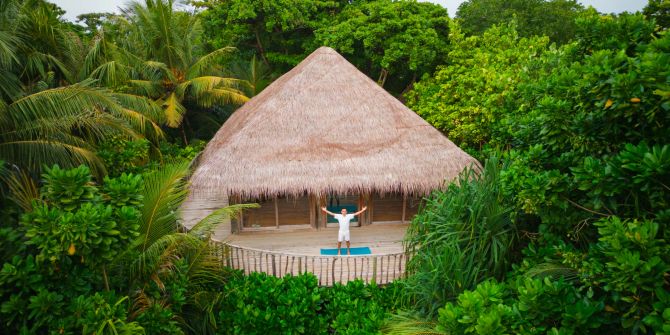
[215,272,401,335]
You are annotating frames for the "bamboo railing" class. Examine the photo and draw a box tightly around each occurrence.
[211,241,408,286]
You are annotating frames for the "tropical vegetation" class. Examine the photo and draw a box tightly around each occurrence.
[1,0,668,334]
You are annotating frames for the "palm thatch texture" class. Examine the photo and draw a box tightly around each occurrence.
[190,47,479,198]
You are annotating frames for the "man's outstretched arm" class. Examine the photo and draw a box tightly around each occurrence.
[321,207,337,216]
[353,206,368,216]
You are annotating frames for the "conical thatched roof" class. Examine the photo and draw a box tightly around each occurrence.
[190,47,478,198]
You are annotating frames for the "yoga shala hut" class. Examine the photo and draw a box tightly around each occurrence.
[183,46,478,240]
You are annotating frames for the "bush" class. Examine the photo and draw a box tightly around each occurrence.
[437,277,605,335]
[323,280,390,334]
[0,165,143,333]
[216,272,327,334]
[404,155,517,316]
[215,273,399,335]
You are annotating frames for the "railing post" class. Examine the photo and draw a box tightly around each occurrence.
[271,254,276,276]
[372,257,377,285]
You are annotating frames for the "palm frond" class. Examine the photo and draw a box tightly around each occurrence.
[188,203,260,239]
[381,311,441,335]
[1,168,38,211]
[186,46,236,79]
[0,30,19,67]
[0,140,106,177]
[139,60,174,82]
[162,91,186,127]
[137,161,191,254]
[525,262,580,281]
[110,92,166,139]
[88,61,131,87]
[127,79,163,98]
[177,76,249,108]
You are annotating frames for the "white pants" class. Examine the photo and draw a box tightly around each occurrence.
[338,230,350,242]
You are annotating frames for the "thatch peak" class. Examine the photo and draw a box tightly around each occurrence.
[190,46,479,198]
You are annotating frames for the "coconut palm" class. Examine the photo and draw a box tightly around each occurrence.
[0,80,165,176]
[116,0,249,133]
[0,0,165,177]
[118,161,256,333]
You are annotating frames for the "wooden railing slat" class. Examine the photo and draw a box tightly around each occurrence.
[211,241,408,286]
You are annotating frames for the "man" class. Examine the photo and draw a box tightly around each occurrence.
[321,206,368,255]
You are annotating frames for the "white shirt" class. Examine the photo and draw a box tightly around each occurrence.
[333,214,355,232]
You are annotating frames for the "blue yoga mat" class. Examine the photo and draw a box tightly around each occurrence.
[320,247,371,255]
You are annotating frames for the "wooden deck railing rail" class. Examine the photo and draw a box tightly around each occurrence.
[211,241,408,286]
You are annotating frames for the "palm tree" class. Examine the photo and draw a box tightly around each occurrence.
[0,80,164,177]
[0,0,165,177]
[116,0,249,138]
[119,161,256,333]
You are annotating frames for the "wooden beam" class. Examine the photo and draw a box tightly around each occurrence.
[237,195,244,232]
[320,196,327,229]
[309,195,316,229]
[369,192,375,225]
[274,196,279,228]
[401,193,407,224]
[358,194,363,227]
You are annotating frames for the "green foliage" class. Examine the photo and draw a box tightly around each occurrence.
[574,10,657,55]
[22,165,141,266]
[499,27,670,233]
[216,272,327,334]
[572,143,670,217]
[323,280,390,334]
[404,156,516,316]
[0,165,145,333]
[400,14,669,332]
[456,0,584,45]
[197,0,344,73]
[406,22,550,152]
[70,294,145,335]
[159,140,206,162]
[315,0,450,92]
[101,0,250,129]
[216,273,398,335]
[644,0,670,30]
[437,277,604,334]
[198,0,450,94]
[577,217,670,332]
[98,137,151,177]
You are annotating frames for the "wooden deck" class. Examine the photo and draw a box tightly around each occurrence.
[214,223,410,285]
[223,223,408,255]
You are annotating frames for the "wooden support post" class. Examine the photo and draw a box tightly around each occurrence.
[274,196,279,228]
[372,257,378,284]
[357,195,363,227]
[237,195,244,232]
[320,196,327,229]
[309,195,316,229]
[368,193,375,225]
[402,193,407,224]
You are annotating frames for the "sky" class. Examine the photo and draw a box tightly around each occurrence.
[52,0,647,23]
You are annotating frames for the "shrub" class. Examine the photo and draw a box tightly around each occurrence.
[404,155,516,316]
[216,272,327,334]
[323,280,390,334]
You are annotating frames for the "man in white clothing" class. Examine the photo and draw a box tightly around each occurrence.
[321,206,368,255]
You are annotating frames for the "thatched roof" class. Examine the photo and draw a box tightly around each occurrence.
[190,47,478,198]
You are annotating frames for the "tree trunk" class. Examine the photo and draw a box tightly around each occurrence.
[254,27,270,67]
[377,68,389,87]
